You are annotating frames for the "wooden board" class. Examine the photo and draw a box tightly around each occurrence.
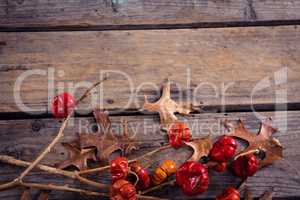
[0,111,299,199]
[0,25,300,114]
[1,0,300,29]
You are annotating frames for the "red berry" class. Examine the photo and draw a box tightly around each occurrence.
[130,161,150,190]
[216,187,240,200]
[176,161,209,196]
[168,122,191,148]
[51,92,75,118]
[111,179,137,200]
[209,136,237,162]
[231,154,259,178]
[212,162,227,172]
[110,157,129,183]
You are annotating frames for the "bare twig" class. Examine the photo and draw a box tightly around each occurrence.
[128,170,139,187]
[234,149,260,160]
[79,144,171,175]
[20,182,166,200]
[137,194,169,200]
[140,179,176,195]
[0,78,107,191]
[20,182,108,197]
[0,155,108,189]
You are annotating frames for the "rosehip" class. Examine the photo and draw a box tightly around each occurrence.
[110,157,129,183]
[176,161,209,196]
[212,162,227,172]
[168,122,191,148]
[51,92,75,118]
[216,187,240,200]
[209,136,237,162]
[111,179,137,200]
[231,154,259,178]
[130,161,150,190]
[152,160,177,185]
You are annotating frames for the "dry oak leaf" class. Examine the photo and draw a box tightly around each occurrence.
[56,142,97,170]
[20,189,31,200]
[226,119,283,168]
[21,190,49,200]
[259,190,273,200]
[245,187,273,200]
[185,135,212,162]
[37,191,49,200]
[79,109,138,162]
[143,80,194,130]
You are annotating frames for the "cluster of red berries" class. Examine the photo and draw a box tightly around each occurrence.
[51,93,259,199]
[167,121,260,199]
[108,122,260,200]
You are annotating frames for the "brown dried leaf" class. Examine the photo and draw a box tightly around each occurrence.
[79,133,121,161]
[20,189,31,200]
[56,142,96,170]
[143,80,193,130]
[185,135,212,162]
[79,109,138,162]
[226,119,283,168]
[244,188,273,200]
[244,187,253,200]
[259,190,273,200]
[37,191,49,200]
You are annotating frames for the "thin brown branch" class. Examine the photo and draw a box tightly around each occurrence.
[20,78,107,181]
[0,178,19,191]
[20,182,108,197]
[79,144,171,175]
[137,194,169,200]
[75,76,107,104]
[0,78,107,191]
[0,155,108,190]
[128,170,139,187]
[140,179,176,195]
[20,181,165,200]
[19,111,74,181]
[234,149,260,160]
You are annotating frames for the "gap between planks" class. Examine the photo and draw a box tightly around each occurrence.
[1,20,300,33]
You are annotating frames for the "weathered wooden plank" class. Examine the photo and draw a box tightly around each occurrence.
[0,26,300,114]
[0,0,300,29]
[0,111,299,199]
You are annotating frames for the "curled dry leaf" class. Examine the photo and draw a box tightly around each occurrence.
[244,187,273,200]
[21,189,49,200]
[185,135,212,162]
[244,187,253,200]
[259,190,273,200]
[225,119,283,168]
[56,142,97,170]
[143,80,194,130]
[37,191,50,200]
[20,189,31,200]
[79,109,138,162]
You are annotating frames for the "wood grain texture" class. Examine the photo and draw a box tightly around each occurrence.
[0,111,299,199]
[0,25,300,114]
[0,0,300,29]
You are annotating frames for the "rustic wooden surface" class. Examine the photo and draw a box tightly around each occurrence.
[0,0,300,30]
[1,0,300,199]
[0,111,299,199]
[1,25,300,114]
